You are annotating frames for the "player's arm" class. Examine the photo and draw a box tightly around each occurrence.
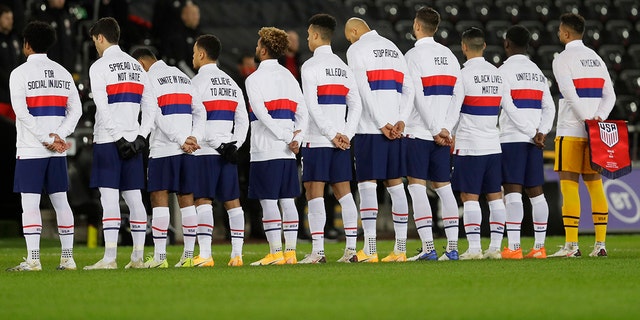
[407,57,437,134]
[397,58,415,128]
[301,64,339,141]
[89,64,123,140]
[189,86,206,143]
[245,77,293,143]
[9,71,53,144]
[538,80,556,135]
[55,75,82,138]
[343,69,363,140]
[292,86,308,145]
[552,57,592,121]
[441,77,464,137]
[138,71,158,138]
[594,67,616,120]
[232,87,249,147]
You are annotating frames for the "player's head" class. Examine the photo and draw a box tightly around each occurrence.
[414,7,440,37]
[22,21,56,55]
[130,47,157,72]
[461,27,486,59]
[89,17,120,56]
[193,34,221,70]
[504,25,530,56]
[307,13,336,52]
[344,17,370,44]
[558,13,584,44]
[255,27,288,61]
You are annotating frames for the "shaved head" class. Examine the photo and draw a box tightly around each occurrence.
[344,17,371,44]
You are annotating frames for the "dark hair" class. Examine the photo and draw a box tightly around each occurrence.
[258,27,288,59]
[415,7,440,33]
[23,21,56,53]
[89,17,120,44]
[560,13,585,35]
[308,13,337,40]
[461,27,485,51]
[0,4,11,15]
[130,47,157,60]
[195,34,221,60]
[505,25,530,49]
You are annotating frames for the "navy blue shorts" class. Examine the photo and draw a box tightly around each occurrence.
[249,159,300,199]
[501,142,544,188]
[406,138,451,182]
[353,134,406,181]
[14,157,69,194]
[451,153,502,194]
[193,154,240,202]
[301,147,352,183]
[147,154,197,194]
[90,143,144,191]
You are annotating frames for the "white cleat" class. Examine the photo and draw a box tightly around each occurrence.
[482,248,502,260]
[549,245,582,258]
[7,258,42,271]
[459,250,483,260]
[589,244,607,257]
[336,249,358,263]
[57,258,77,270]
[298,252,327,264]
[83,258,117,270]
[124,259,145,269]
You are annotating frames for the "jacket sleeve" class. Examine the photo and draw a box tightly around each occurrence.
[89,64,123,140]
[9,71,54,144]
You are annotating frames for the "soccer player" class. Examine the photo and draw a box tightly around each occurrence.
[131,47,205,268]
[550,13,615,258]
[299,14,362,264]
[403,7,462,261]
[191,34,249,267]
[344,17,414,262]
[7,21,81,271]
[439,27,536,260]
[84,17,157,270]
[499,25,555,259]
[246,27,308,266]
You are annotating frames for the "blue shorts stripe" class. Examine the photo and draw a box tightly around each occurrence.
[161,104,192,115]
[461,104,500,116]
[369,80,402,93]
[576,88,603,98]
[28,106,66,117]
[318,95,347,105]
[423,85,454,96]
[207,110,235,121]
[268,109,295,121]
[108,92,142,104]
[513,99,542,109]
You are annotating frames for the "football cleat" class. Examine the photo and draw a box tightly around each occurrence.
[57,258,77,270]
[381,251,407,262]
[193,255,215,267]
[336,249,358,263]
[250,252,285,266]
[525,247,547,259]
[228,256,243,267]
[549,245,581,258]
[83,258,117,270]
[143,256,168,268]
[501,247,523,260]
[298,252,327,264]
[483,248,502,260]
[124,259,145,269]
[459,250,483,260]
[174,257,194,268]
[355,250,379,263]
[7,258,41,272]
[438,250,459,261]
[589,245,608,257]
[283,251,297,264]
[407,249,438,261]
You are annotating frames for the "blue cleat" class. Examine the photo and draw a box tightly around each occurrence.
[438,250,459,261]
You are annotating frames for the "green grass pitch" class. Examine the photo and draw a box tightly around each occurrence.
[1,235,640,319]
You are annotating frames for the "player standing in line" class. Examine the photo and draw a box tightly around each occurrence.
[403,7,462,262]
[7,21,81,271]
[299,14,362,264]
[344,17,414,262]
[246,27,308,266]
[499,26,555,259]
[131,48,205,268]
[84,17,157,270]
[439,27,536,260]
[191,34,249,267]
[550,13,615,258]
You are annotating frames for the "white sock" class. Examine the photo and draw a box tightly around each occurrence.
[488,199,506,251]
[463,201,482,252]
[436,184,459,252]
[338,193,358,251]
[49,192,74,258]
[21,193,42,262]
[407,184,434,252]
[530,194,549,249]
[358,182,378,254]
[228,207,244,257]
[280,198,298,252]
[387,184,409,253]
[122,190,146,260]
[196,204,213,259]
[99,187,121,261]
[307,198,326,255]
[504,192,523,250]
[180,205,197,259]
[151,207,170,261]
[260,199,282,253]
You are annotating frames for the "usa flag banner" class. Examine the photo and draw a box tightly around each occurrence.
[585,119,632,179]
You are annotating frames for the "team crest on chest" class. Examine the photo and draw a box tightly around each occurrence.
[598,122,619,148]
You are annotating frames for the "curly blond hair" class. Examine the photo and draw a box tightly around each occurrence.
[258,27,289,59]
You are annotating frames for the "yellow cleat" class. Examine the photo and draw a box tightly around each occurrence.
[283,250,297,264]
[174,257,194,267]
[228,256,243,267]
[355,250,379,263]
[501,247,523,260]
[525,247,547,259]
[250,252,285,266]
[381,251,407,262]
[193,255,214,267]
[143,256,168,268]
